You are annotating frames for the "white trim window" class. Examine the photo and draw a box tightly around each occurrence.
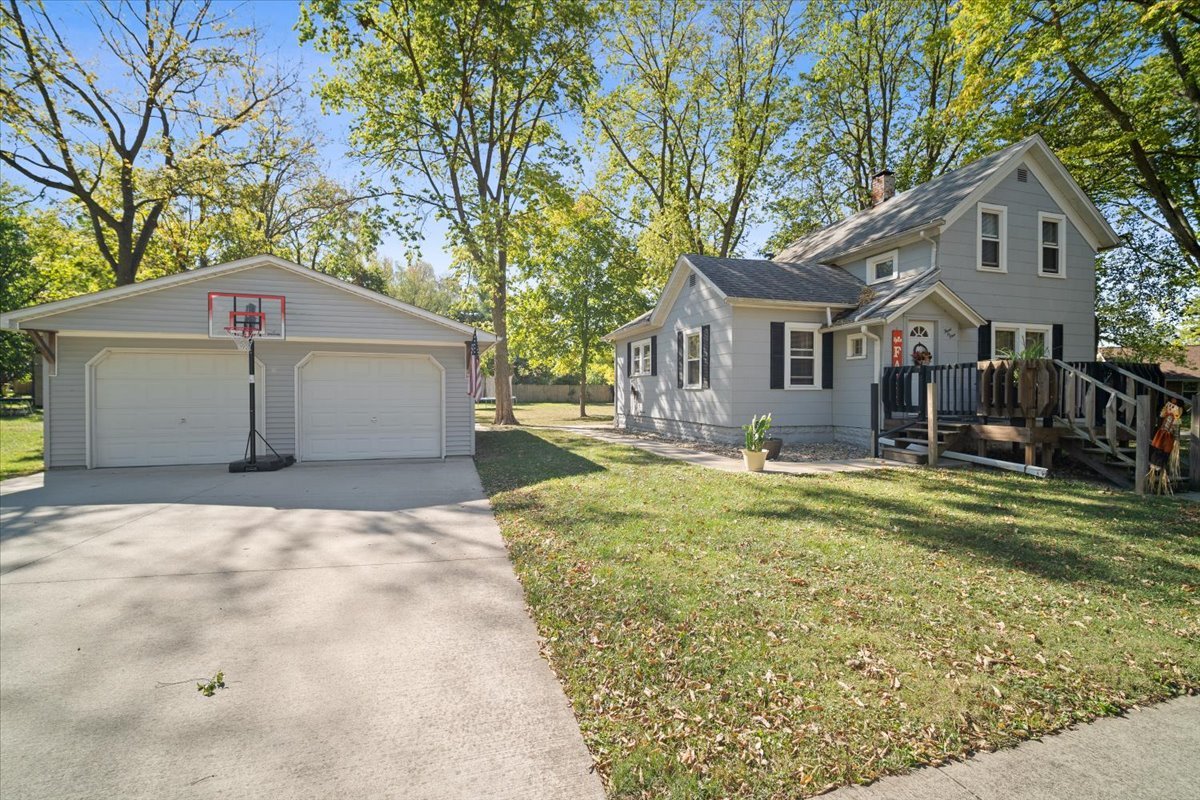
[1038,212,1065,278]
[785,322,821,389]
[631,338,652,377]
[846,333,867,360]
[868,249,898,284]
[684,329,702,388]
[977,203,1007,272]
[992,323,1052,358]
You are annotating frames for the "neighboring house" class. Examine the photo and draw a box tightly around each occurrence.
[604,135,1122,447]
[0,255,494,468]
[1102,345,1200,399]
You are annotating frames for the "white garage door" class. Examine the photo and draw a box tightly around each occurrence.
[299,354,443,461]
[92,350,258,468]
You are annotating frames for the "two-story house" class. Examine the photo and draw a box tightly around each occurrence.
[603,135,1122,447]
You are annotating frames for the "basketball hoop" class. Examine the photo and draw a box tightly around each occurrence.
[208,291,294,472]
[224,326,256,352]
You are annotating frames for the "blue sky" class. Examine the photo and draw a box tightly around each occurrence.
[20,0,775,275]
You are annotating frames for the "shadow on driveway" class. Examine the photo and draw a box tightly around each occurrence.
[0,458,604,800]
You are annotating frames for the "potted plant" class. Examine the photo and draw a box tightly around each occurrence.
[742,413,772,472]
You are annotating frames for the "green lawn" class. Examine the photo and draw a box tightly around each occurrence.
[475,400,613,428]
[0,412,44,480]
[475,427,1199,799]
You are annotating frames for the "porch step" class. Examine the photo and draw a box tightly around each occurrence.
[1064,443,1134,489]
[892,436,950,448]
[881,446,927,465]
[1081,445,1136,457]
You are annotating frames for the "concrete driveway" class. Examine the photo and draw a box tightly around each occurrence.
[0,459,604,800]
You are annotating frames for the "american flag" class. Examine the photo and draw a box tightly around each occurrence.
[467,330,483,401]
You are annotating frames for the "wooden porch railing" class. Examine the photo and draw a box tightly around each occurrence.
[879,359,1197,492]
[881,363,978,418]
[976,359,1059,419]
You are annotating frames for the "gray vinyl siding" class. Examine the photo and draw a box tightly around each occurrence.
[731,305,831,432]
[936,160,1097,360]
[614,273,734,436]
[25,264,467,344]
[840,239,933,284]
[830,326,880,437]
[46,337,473,468]
[895,297,966,365]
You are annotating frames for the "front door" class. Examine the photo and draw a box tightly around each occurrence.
[907,320,937,410]
[907,320,936,365]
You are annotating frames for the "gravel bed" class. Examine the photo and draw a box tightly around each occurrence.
[614,430,869,462]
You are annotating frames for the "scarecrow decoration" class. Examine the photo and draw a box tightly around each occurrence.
[1146,400,1183,495]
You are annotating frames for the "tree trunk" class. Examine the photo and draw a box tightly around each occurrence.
[491,256,519,425]
[578,341,588,419]
[114,228,137,286]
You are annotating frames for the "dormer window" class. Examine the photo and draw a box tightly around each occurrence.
[868,249,898,284]
[977,203,1007,272]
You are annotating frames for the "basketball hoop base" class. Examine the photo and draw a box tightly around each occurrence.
[228,453,295,473]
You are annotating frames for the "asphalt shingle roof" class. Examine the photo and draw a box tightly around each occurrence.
[684,254,865,305]
[834,268,944,325]
[607,310,653,338]
[775,138,1032,263]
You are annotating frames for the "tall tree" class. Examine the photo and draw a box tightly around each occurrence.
[1096,217,1198,361]
[510,196,650,417]
[202,100,387,285]
[0,197,37,387]
[766,0,997,251]
[0,0,291,285]
[386,258,463,318]
[0,186,113,384]
[955,0,1200,271]
[591,0,802,276]
[299,0,597,425]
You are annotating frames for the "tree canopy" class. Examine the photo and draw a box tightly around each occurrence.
[510,196,651,415]
[591,0,802,277]
[0,0,292,285]
[300,0,599,423]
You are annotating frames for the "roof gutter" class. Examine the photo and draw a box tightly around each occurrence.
[725,298,857,311]
[601,320,659,342]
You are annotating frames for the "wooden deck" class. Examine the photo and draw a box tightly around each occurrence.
[878,360,1198,493]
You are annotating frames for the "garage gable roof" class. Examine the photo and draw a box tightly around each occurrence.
[0,254,495,342]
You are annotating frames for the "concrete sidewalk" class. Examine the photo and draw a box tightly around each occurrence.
[560,427,895,475]
[828,695,1200,800]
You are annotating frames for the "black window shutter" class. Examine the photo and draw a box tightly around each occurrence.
[701,325,711,389]
[626,341,632,377]
[977,321,991,361]
[676,331,684,388]
[822,331,834,389]
[770,322,784,389]
[1052,324,1064,360]
[650,335,658,376]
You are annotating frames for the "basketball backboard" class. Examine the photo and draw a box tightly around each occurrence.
[208,292,286,340]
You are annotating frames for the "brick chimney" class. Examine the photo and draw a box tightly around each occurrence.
[871,169,895,205]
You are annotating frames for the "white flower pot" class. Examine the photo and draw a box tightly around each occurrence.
[742,449,767,472]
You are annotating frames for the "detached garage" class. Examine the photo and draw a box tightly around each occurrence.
[0,255,494,469]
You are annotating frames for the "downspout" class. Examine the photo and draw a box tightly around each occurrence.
[825,306,833,327]
[919,228,938,270]
[863,324,883,453]
[861,324,881,381]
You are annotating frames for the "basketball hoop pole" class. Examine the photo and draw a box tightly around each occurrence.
[226,329,294,473]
